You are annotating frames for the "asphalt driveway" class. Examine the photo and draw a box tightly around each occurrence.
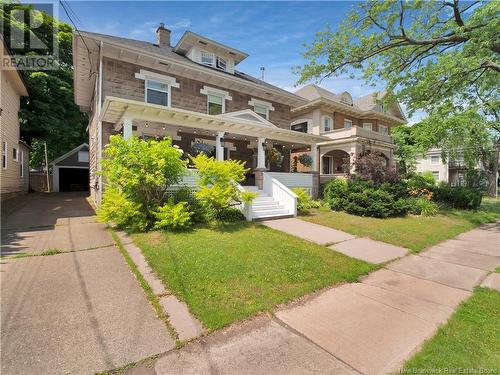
[1,193,174,374]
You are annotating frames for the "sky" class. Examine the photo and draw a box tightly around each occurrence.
[58,1,423,121]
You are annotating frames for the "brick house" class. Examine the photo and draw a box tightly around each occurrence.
[72,24,406,219]
[1,37,30,201]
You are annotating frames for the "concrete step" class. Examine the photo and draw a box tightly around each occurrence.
[252,200,282,207]
[252,196,274,202]
[252,204,285,212]
[252,209,290,218]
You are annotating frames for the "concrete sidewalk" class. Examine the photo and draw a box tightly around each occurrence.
[1,193,174,374]
[263,218,409,264]
[146,220,499,375]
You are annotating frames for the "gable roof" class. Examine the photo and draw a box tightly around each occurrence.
[50,143,89,165]
[218,109,277,128]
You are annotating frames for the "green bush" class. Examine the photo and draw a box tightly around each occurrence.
[153,201,193,230]
[406,172,437,191]
[172,187,208,223]
[292,188,321,214]
[408,197,439,216]
[323,178,349,211]
[214,208,246,222]
[98,187,147,231]
[434,185,482,210]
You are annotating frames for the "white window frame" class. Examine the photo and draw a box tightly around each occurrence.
[321,115,333,132]
[379,124,388,135]
[20,150,24,178]
[432,171,440,180]
[78,150,89,163]
[248,98,274,120]
[201,86,232,115]
[135,69,180,108]
[216,56,227,71]
[201,51,215,66]
[13,146,19,162]
[2,141,7,170]
[362,122,373,131]
[430,155,440,165]
[207,93,225,115]
[344,119,353,129]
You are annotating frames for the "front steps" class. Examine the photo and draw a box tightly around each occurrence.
[243,186,294,220]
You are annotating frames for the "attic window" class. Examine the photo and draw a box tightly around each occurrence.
[201,51,214,66]
[216,56,227,71]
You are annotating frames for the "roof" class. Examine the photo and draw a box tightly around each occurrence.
[174,31,248,64]
[75,31,306,108]
[50,143,89,165]
[353,91,386,111]
[294,84,342,102]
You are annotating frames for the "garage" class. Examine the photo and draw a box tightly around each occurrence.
[51,144,89,192]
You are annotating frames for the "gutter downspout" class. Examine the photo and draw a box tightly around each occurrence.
[97,41,103,205]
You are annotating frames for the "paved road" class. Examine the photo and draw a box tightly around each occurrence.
[1,193,174,374]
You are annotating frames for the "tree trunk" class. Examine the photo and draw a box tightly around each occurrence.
[487,142,499,197]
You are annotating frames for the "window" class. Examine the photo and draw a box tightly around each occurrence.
[20,151,24,178]
[430,155,440,165]
[362,123,373,131]
[254,104,268,119]
[146,80,169,106]
[322,156,332,174]
[432,171,439,181]
[2,141,7,169]
[12,147,18,162]
[78,150,89,163]
[248,99,274,120]
[344,119,352,129]
[291,122,308,133]
[216,56,227,71]
[379,125,388,135]
[322,116,333,132]
[201,51,214,66]
[208,93,224,115]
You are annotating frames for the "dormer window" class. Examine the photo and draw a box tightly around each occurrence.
[216,57,227,71]
[201,51,215,66]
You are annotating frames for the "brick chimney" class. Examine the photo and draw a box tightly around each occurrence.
[156,23,171,47]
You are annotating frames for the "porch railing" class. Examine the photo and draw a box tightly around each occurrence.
[265,172,313,193]
[262,172,297,217]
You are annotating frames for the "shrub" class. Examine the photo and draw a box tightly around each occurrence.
[191,154,254,217]
[434,185,482,210]
[408,197,439,216]
[214,208,246,222]
[323,178,349,211]
[292,188,321,214]
[354,152,400,184]
[98,187,148,231]
[407,172,436,191]
[172,187,208,223]
[153,201,193,230]
[99,136,187,227]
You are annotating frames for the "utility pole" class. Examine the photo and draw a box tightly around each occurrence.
[44,142,50,192]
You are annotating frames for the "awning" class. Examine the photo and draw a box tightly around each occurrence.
[100,96,329,145]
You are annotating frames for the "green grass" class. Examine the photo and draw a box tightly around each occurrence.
[40,248,63,256]
[403,287,500,371]
[132,222,376,330]
[301,197,500,252]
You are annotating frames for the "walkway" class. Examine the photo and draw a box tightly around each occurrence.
[1,193,174,374]
[147,219,499,375]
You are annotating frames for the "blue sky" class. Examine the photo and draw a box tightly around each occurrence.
[59,1,421,121]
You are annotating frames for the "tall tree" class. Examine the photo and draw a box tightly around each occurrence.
[1,3,87,168]
[298,0,499,194]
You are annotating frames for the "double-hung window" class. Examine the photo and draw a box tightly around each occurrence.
[248,98,274,120]
[430,155,440,165]
[2,141,7,169]
[344,119,352,129]
[216,56,227,71]
[254,104,268,119]
[12,147,18,162]
[208,93,224,115]
[362,123,373,131]
[146,80,169,106]
[322,116,333,132]
[379,125,388,135]
[201,51,215,66]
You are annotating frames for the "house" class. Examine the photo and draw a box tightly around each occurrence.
[72,24,405,219]
[1,37,30,201]
[290,84,406,184]
[51,143,89,192]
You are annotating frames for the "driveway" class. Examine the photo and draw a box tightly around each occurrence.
[1,193,174,374]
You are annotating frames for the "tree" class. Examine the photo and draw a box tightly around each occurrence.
[298,0,499,194]
[1,3,88,167]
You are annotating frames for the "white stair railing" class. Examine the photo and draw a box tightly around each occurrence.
[236,183,253,221]
[262,172,297,217]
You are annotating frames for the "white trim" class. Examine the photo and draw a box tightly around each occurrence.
[200,51,215,66]
[321,115,333,133]
[20,150,24,178]
[291,118,313,134]
[248,98,275,120]
[219,109,277,127]
[200,85,232,100]
[135,69,180,88]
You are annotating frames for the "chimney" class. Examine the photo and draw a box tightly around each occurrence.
[156,23,171,47]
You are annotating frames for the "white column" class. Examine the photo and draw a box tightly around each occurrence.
[257,137,266,169]
[123,117,133,140]
[215,131,225,161]
[311,144,318,172]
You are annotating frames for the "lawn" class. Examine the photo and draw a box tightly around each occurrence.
[403,287,500,371]
[301,197,500,252]
[131,222,376,330]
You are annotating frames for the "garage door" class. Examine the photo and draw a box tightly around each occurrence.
[59,168,89,192]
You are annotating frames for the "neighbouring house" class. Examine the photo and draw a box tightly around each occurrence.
[72,23,406,219]
[0,37,30,201]
[291,84,406,184]
[51,143,89,192]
